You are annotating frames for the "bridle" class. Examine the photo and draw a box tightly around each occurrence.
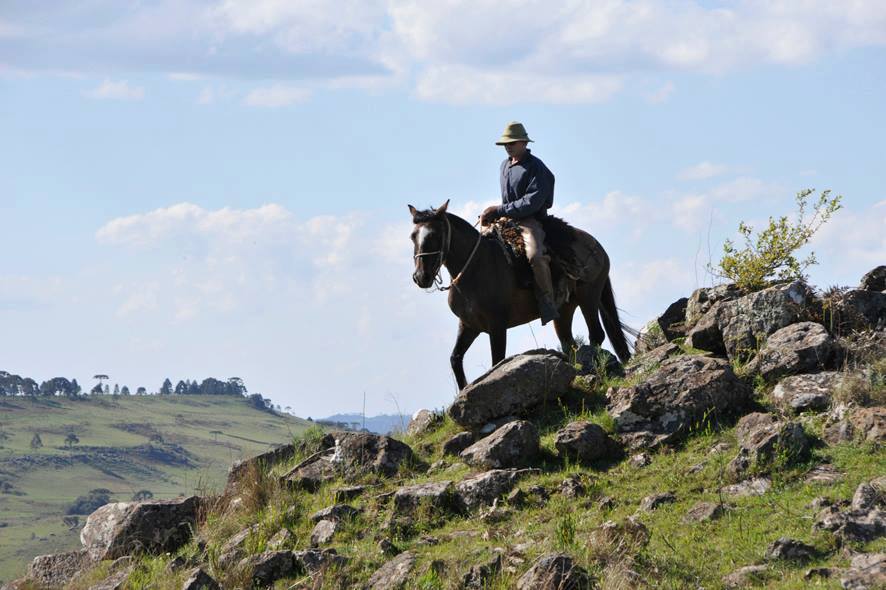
[414,215,482,292]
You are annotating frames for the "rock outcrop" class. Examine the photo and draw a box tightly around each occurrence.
[448,350,576,428]
[749,322,841,381]
[459,420,540,469]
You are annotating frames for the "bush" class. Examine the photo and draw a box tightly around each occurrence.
[67,488,112,515]
[711,188,842,291]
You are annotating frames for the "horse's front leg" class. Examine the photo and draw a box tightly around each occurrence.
[451,321,480,390]
[489,327,507,366]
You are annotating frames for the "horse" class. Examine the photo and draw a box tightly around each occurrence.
[408,200,633,390]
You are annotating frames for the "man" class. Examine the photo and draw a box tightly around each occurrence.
[480,121,559,325]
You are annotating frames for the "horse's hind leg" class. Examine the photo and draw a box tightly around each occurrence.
[451,321,480,390]
[578,282,606,346]
[554,300,578,360]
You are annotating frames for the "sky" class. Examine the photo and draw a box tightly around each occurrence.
[1,1,885,418]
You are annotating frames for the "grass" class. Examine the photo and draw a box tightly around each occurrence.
[0,395,315,583]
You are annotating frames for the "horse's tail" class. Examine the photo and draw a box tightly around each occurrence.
[600,277,634,363]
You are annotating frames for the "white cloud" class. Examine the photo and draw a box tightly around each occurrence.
[707,176,781,202]
[84,79,145,100]
[678,161,729,181]
[647,81,675,104]
[244,84,311,107]
[672,194,711,231]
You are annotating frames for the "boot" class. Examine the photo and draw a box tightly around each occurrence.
[531,255,559,325]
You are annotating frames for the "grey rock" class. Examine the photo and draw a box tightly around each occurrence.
[225,441,304,496]
[455,469,533,510]
[575,343,624,378]
[459,420,540,469]
[267,528,293,550]
[282,432,415,488]
[686,284,743,328]
[393,481,456,514]
[825,289,886,333]
[722,565,769,588]
[240,551,296,587]
[814,501,886,543]
[772,371,842,413]
[559,474,586,499]
[634,319,667,354]
[367,551,416,590]
[723,477,772,497]
[87,567,132,590]
[27,549,92,588]
[377,538,400,557]
[640,492,676,511]
[841,552,885,590]
[683,501,725,523]
[860,266,886,291]
[629,452,651,468]
[686,304,726,354]
[516,553,591,590]
[181,568,219,590]
[624,343,682,378]
[462,554,502,589]
[657,297,690,341]
[805,464,844,485]
[292,548,348,575]
[448,349,576,428]
[310,504,361,523]
[718,281,818,360]
[217,525,257,569]
[311,519,337,546]
[406,409,443,437]
[729,413,809,476]
[333,485,367,502]
[750,322,841,381]
[607,355,752,443]
[442,432,474,456]
[852,482,882,512]
[554,421,617,464]
[80,496,200,561]
[823,407,886,445]
[763,537,817,561]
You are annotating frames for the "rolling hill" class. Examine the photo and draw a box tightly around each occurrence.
[0,394,315,583]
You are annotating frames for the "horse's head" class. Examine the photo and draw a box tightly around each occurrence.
[408,200,450,288]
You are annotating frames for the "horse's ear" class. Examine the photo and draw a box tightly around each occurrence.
[408,204,418,219]
[435,199,450,216]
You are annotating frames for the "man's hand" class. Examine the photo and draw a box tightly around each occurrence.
[480,205,500,226]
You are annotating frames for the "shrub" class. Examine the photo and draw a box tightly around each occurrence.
[710,188,842,291]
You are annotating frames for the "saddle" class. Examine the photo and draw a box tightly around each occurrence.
[484,217,583,305]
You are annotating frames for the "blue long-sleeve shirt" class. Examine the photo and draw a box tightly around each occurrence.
[498,150,555,219]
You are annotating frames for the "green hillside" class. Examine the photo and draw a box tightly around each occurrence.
[0,395,314,583]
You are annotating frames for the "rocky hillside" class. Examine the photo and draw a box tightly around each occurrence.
[4,267,885,589]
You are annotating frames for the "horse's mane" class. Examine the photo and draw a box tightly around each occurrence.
[413,208,477,235]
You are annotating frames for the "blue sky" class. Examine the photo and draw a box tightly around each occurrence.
[2,1,885,418]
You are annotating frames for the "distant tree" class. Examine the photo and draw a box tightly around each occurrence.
[187,381,200,395]
[174,380,187,395]
[93,374,109,390]
[227,377,247,396]
[113,384,120,395]
[66,488,111,515]
[160,378,173,396]
[30,433,43,449]
[90,383,103,395]
[71,379,81,396]
[103,384,109,395]
[131,489,153,501]
[64,433,80,448]
[1,371,40,396]
[136,387,147,396]
[248,393,267,411]
[120,386,130,396]
[40,377,78,397]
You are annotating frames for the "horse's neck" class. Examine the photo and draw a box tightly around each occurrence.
[443,214,481,277]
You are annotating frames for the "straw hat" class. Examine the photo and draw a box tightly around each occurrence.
[495,121,534,145]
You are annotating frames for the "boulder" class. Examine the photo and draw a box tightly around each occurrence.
[634,319,667,355]
[750,322,841,381]
[814,481,885,543]
[282,432,415,488]
[462,554,502,589]
[823,407,886,445]
[182,568,219,590]
[311,520,337,546]
[333,485,367,503]
[459,421,539,469]
[640,492,676,511]
[88,567,132,590]
[574,343,624,378]
[225,443,296,496]
[455,468,534,510]
[448,350,576,428]
[686,304,727,354]
[841,552,885,590]
[607,355,752,446]
[310,504,360,523]
[406,409,443,437]
[559,474,587,499]
[722,477,772,497]
[393,481,456,514]
[267,528,293,550]
[27,549,92,588]
[367,551,416,590]
[860,266,886,292]
[824,289,886,333]
[624,343,682,379]
[685,284,743,328]
[683,501,725,523]
[554,421,618,464]
[292,548,348,575]
[728,413,810,477]
[239,551,296,587]
[442,431,474,456]
[771,371,842,414]
[516,553,591,590]
[763,537,817,561]
[80,496,200,561]
[722,565,769,588]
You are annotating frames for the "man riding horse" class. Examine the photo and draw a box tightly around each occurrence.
[480,122,560,325]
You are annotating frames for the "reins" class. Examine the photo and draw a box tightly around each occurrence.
[414,215,483,292]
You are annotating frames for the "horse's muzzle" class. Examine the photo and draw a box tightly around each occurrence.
[413,271,433,289]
